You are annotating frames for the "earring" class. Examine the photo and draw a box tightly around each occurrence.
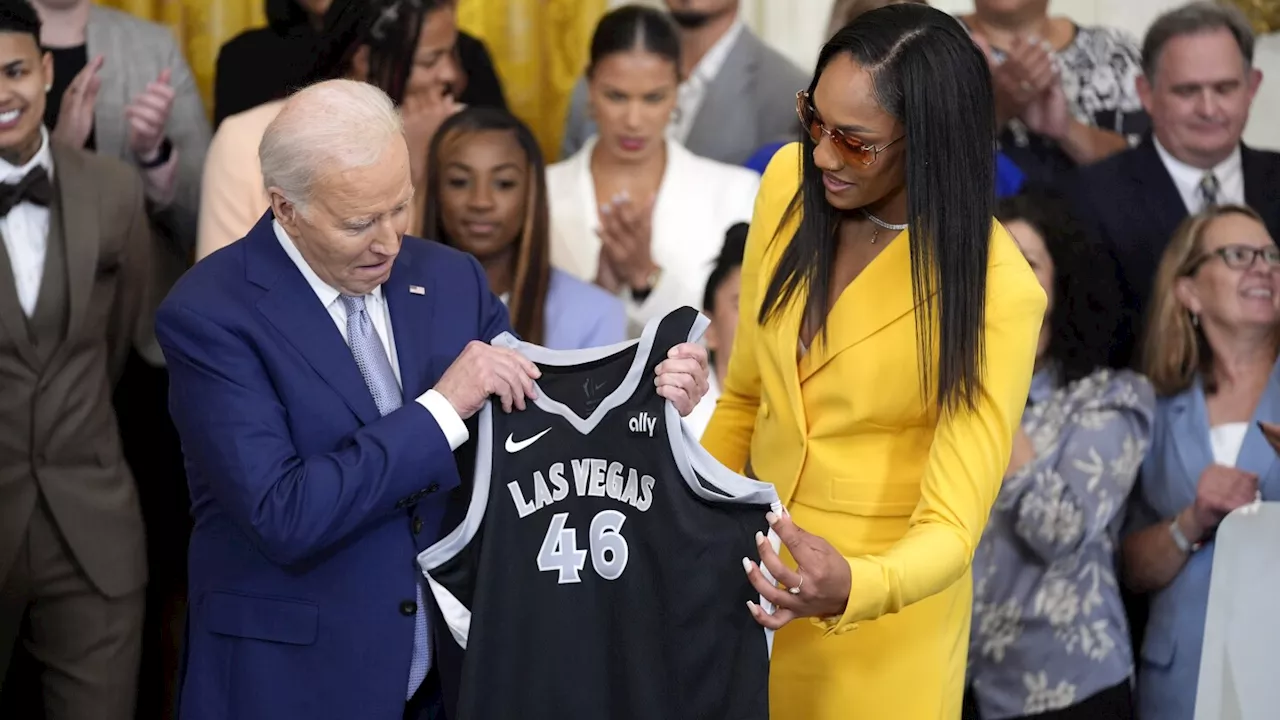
[1191,313,1200,327]
[43,84,51,92]
[669,105,683,125]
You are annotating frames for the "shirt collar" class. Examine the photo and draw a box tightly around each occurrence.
[1153,135,1241,192]
[689,19,745,84]
[273,218,384,308]
[0,126,54,182]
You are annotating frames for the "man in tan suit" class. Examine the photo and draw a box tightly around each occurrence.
[0,2,150,718]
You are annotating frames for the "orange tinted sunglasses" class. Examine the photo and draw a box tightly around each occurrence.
[796,90,902,166]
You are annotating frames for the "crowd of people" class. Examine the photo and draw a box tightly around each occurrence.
[0,0,1276,718]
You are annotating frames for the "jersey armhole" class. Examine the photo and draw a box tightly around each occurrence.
[417,402,496,650]
[664,400,780,508]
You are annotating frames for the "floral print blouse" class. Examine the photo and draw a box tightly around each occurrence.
[962,20,1150,187]
[968,367,1154,719]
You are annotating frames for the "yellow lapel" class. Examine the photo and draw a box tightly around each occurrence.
[798,229,921,382]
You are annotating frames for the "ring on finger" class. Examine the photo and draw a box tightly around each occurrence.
[789,570,804,595]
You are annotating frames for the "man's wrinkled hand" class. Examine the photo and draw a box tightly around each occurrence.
[434,340,541,419]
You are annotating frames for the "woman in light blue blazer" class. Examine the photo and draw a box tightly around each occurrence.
[1123,205,1280,720]
[422,107,626,350]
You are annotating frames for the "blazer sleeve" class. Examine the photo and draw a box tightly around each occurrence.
[156,300,463,569]
[581,295,628,348]
[197,119,267,260]
[701,149,792,470]
[157,33,211,252]
[820,249,1047,633]
[1003,371,1154,564]
[109,170,153,383]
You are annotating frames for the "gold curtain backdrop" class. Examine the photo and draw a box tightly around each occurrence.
[93,0,604,159]
[1226,0,1280,34]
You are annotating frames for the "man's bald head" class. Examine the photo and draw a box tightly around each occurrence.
[261,79,415,297]
[259,79,405,212]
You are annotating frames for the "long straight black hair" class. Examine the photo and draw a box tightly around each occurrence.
[759,3,996,414]
[306,0,451,103]
[422,108,553,345]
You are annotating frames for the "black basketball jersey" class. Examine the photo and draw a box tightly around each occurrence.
[419,307,782,720]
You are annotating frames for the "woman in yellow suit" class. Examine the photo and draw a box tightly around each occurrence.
[701,6,1046,719]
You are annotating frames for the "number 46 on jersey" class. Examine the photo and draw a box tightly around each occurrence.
[537,510,629,584]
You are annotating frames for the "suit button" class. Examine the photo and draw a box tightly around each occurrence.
[427,483,440,493]
[399,600,417,616]
[412,516,423,535]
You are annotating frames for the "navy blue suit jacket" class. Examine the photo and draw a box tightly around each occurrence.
[157,212,510,720]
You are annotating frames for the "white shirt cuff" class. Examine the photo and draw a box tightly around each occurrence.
[416,389,470,450]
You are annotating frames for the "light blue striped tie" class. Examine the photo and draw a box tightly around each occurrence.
[339,295,431,699]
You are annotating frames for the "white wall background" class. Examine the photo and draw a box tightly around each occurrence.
[614,0,1280,149]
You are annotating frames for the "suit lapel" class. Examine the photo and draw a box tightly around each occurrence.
[1170,383,1214,498]
[774,289,807,436]
[0,228,37,367]
[383,245,435,401]
[247,215,381,425]
[1242,145,1280,226]
[799,229,916,382]
[684,32,755,155]
[1235,361,1280,493]
[49,144,99,360]
[1130,137,1187,227]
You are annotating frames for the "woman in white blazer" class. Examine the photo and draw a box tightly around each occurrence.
[547,5,762,337]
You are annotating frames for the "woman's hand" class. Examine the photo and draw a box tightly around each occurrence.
[402,87,464,186]
[974,33,1055,125]
[1187,464,1259,539]
[742,512,852,629]
[596,192,658,291]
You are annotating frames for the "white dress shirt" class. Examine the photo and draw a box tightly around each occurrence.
[668,19,745,144]
[1154,137,1244,214]
[1,127,54,318]
[273,220,469,449]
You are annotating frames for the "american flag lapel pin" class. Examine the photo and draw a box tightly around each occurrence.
[409,285,425,295]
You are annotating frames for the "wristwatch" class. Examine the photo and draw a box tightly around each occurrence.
[630,266,662,303]
[1168,518,1202,554]
[137,137,173,169]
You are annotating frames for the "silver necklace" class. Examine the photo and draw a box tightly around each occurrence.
[862,209,908,244]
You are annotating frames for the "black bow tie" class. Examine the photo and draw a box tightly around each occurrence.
[0,165,51,216]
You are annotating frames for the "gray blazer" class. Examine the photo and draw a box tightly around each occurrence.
[87,5,210,358]
[559,28,807,166]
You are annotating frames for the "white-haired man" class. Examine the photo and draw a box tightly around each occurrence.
[155,79,710,720]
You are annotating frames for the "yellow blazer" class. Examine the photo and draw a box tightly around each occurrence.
[702,143,1046,719]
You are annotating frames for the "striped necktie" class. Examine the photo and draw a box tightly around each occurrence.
[338,295,431,698]
[1199,172,1220,211]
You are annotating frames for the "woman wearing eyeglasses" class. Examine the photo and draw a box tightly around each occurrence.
[1123,205,1280,720]
[700,5,1046,718]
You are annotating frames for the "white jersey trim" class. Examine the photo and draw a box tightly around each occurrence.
[426,573,472,649]
[417,308,784,657]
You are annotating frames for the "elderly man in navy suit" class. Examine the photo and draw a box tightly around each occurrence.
[156,79,710,720]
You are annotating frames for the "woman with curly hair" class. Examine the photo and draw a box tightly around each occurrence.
[966,189,1155,720]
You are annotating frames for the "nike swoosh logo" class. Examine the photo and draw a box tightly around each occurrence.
[505,428,551,453]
